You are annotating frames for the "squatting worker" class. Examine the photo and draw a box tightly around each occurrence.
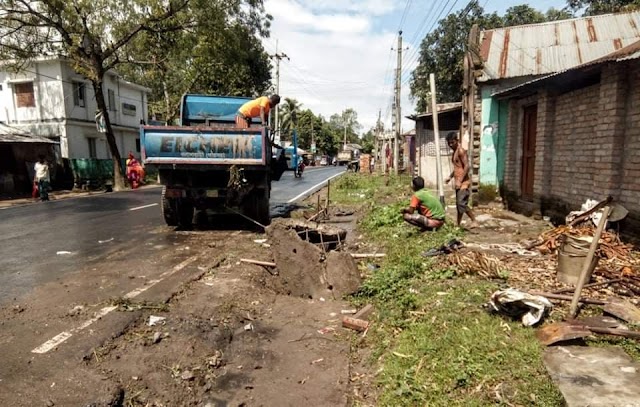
[401,176,446,231]
[236,94,281,129]
[444,132,477,228]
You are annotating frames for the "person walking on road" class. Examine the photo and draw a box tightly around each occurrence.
[401,176,446,231]
[33,155,50,202]
[236,95,281,129]
[444,132,477,228]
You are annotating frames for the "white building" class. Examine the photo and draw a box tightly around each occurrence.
[0,57,149,160]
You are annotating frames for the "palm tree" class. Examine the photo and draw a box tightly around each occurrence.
[279,98,302,141]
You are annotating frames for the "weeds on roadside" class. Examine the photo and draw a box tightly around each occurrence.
[336,173,563,406]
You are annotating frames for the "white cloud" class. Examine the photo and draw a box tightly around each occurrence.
[264,0,416,133]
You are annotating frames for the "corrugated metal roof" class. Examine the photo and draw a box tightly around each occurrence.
[479,11,640,82]
[0,123,57,143]
[493,39,640,97]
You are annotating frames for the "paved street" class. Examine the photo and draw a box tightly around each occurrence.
[0,165,345,304]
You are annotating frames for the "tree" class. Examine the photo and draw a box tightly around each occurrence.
[121,0,273,124]
[278,97,302,141]
[567,0,640,15]
[545,7,575,20]
[0,0,190,190]
[502,5,546,26]
[296,109,321,150]
[360,129,376,154]
[410,1,503,111]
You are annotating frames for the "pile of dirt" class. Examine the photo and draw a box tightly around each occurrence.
[265,219,361,300]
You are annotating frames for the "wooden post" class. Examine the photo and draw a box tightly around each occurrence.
[430,73,445,206]
[569,205,612,318]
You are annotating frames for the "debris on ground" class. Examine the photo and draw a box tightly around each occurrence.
[448,251,507,279]
[489,289,553,326]
[422,239,464,257]
[148,315,166,326]
[342,304,374,332]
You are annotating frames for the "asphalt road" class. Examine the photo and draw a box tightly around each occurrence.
[0,165,345,303]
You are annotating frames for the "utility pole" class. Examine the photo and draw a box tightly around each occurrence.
[393,31,403,176]
[430,73,445,206]
[270,40,289,146]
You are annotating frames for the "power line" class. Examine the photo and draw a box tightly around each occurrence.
[397,0,414,31]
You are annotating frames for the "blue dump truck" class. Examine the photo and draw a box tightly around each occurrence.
[141,94,287,228]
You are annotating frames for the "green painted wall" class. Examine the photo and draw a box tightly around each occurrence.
[479,87,507,187]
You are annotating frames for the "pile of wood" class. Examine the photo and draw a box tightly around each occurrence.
[535,225,634,260]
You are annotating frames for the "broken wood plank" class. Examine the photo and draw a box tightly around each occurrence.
[604,298,640,324]
[528,291,606,305]
[240,258,276,267]
[552,278,623,294]
[354,304,374,320]
[350,253,386,259]
[342,316,370,332]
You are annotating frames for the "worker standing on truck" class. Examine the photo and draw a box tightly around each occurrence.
[236,95,281,129]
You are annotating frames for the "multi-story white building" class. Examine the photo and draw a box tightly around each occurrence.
[0,57,149,160]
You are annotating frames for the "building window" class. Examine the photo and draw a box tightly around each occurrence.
[73,82,86,107]
[135,138,141,153]
[15,82,35,108]
[88,138,97,158]
[107,89,116,111]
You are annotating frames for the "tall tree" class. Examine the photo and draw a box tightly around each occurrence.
[278,97,302,141]
[410,1,503,111]
[121,0,273,124]
[567,0,640,15]
[502,5,546,26]
[0,0,190,190]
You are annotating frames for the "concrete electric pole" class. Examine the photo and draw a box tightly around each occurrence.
[430,73,445,206]
[270,40,289,146]
[393,31,403,176]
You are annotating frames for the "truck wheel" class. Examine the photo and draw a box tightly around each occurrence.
[246,190,270,227]
[178,202,194,228]
[161,187,178,227]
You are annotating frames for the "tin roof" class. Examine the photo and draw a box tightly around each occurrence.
[479,11,640,82]
[494,39,640,98]
[0,123,57,143]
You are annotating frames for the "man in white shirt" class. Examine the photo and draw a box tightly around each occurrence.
[34,155,50,201]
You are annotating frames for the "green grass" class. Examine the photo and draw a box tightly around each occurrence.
[333,173,564,406]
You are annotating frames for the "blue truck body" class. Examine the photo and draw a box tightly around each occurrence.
[141,94,286,227]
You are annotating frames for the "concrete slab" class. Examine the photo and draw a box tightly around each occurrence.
[544,346,640,407]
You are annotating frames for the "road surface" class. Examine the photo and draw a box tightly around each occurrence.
[0,165,344,303]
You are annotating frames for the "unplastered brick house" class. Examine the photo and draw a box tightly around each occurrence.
[0,57,149,161]
[462,10,640,237]
[495,41,640,237]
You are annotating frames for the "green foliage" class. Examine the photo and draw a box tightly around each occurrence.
[475,183,498,205]
[335,173,563,405]
[279,97,302,141]
[567,0,640,15]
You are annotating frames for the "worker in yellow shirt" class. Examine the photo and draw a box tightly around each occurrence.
[236,94,281,129]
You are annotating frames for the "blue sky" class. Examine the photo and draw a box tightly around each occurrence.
[262,0,569,132]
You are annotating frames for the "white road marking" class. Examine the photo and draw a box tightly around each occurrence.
[31,254,200,354]
[287,171,345,203]
[129,203,158,211]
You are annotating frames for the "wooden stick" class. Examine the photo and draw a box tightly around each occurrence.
[240,258,276,267]
[568,196,613,227]
[582,325,640,340]
[528,291,606,305]
[553,279,623,294]
[354,304,374,320]
[570,205,612,318]
[350,253,386,259]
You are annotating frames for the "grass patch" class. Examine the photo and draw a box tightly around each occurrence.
[335,173,564,406]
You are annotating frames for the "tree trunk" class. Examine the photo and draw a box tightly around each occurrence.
[163,79,171,125]
[92,79,125,191]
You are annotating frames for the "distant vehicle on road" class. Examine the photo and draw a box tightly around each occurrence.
[320,155,328,166]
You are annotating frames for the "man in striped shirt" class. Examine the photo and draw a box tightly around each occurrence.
[401,176,446,231]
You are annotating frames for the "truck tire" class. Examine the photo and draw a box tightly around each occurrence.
[245,190,270,227]
[178,202,194,228]
[161,187,178,227]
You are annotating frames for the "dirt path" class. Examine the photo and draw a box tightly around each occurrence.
[1,198,362,406]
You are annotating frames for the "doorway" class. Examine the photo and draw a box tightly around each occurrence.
[521,105,537,201]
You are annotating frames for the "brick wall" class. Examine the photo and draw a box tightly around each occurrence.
[502,60,640,239]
